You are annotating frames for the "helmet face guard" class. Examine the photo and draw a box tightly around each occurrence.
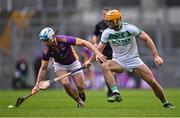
[39,27,55,41]
[105,19,120,29]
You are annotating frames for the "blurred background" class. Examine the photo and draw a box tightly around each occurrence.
[0,0,180,89]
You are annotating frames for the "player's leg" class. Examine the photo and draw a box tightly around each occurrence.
[101,60,124,102]
[102,45,115,97]
[104,72,117,97]
[133,64,175,108]
[101,62,114,97]
[85,67,95,89]
[56,70,83,106]
[68,60,86,104]
[72,72,86,102]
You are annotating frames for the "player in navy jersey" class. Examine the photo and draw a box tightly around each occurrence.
[32,27,106,107]
[91,7,115,97]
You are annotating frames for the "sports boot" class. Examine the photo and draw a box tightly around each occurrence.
[79,92,86,102]
[107,92,122,103]
[77,100,85,108]
[163,102,175,109]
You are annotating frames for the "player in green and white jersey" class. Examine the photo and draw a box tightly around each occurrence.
[84,9,175,108]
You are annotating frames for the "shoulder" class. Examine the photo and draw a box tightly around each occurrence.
[122,22,134,27]
[55,35,67,42]
[122,22,129,25]
[122,22,142,36]
[101,28,111,40]
[95,20,105,27]
[122,22,141,32]
[97,20,104,25]
[122,22,139,29]
[56,35,76,45]
[102,28,111,35]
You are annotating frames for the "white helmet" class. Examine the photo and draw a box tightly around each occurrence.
[39,27,55,41]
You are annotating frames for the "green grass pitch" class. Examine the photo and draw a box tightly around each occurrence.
[0,89,179,117]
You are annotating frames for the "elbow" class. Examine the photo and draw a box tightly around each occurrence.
[143,38,148,43]
[140,31,148,42]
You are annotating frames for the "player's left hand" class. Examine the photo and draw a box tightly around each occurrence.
[154,56,164,66]
[31,84,40,95]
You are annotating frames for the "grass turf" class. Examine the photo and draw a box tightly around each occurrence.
[0,89,179,117]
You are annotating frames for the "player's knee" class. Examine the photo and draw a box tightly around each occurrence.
[60,80,70,87]
[76,82,86,91]
[146,74,156,85]
[101,63,110,71]
[77,82,86,91]
[149,78,156,85]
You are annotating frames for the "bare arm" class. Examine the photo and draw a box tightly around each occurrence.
[32,60,48,95]
[76,38,107,63]
[97,42,106,53]
[83,42,106,67]
[35,60,48,85]
[139,31,164,65]
[90,42,106,62]
[91,35,99,47]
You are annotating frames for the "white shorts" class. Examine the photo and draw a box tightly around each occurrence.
[53,60,83,75]
[112,57,144,72]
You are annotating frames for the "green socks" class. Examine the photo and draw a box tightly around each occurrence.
[111,85,119,93]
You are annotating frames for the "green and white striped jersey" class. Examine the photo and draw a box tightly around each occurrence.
[101,22,142,62]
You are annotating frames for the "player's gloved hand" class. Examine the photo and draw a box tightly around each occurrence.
[154,55,164,66]
[31,84,40,95]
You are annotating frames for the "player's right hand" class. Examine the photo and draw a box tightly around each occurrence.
[96,52,107,63]
[31,84,40,95]
[154,55,164,66]
[83,60,91,69]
